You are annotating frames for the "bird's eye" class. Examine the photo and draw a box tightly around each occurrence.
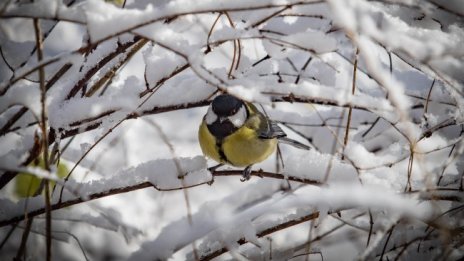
[228,105,247,127]
[205,105,218,124]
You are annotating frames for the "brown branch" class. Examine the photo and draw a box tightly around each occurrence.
[0,1,322,98]
[0,14,85,25]
[14,217,33,260]
[56,100,211,142]
[139,63,190,98]
[380,225,396,261]
[85,39,149,97]
[0,170,320,228]
[250,5,291,28]
[206,13,222,52]
[405,146,414,192]
[419,118,458,140]
[53,91,387,148]
[34,17,52,261]
[0,56,63,96]
[223,11,238,79]
[199,211,321,261]
[0,133,42,190]
[342,48,358,160]
[270,94,373,111]
[82,1,325,48]
[211,170,321,185]
[0,63,72,136]
[423,79,435,115]
[0,181,206,228]
[65,36,141,99]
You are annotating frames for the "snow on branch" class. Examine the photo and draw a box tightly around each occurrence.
[0,156,210,227]
[0,0,463,260]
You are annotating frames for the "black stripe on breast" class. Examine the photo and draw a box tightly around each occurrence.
[215,140,229,164]
[207,120,237,140]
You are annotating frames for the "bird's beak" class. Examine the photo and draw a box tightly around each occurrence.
[219,117,227,123]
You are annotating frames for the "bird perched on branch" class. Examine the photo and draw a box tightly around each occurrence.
[198,94,310,181]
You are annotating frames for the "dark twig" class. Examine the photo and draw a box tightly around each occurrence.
[65,37,141,100]
[342,48,358,160]
[0,170,320,227]
[0,223,18,251]
[250,5,290,28]
[367,210,374,246]
[0,63,72,136]
[199,212,321,260]
[423,79,435,115]
[15,218,33,260]
[34,17,52,261]
[380,225,396,261]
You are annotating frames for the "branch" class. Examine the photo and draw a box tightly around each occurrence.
[56,91,384,144]
[0,170,320,228]
[65,36,142,100]
[55,100,211,142]
[212,170,321,185]
[33,17,52,261]
[198,211,321,261]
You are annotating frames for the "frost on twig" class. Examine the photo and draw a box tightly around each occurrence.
[0,0,463,260]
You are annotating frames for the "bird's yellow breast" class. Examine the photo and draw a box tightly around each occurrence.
[198,120,222,163]
[198,120,277,167]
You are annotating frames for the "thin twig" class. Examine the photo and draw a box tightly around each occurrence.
[367,210,374,246]
[342,48,358,160]
[53,231,90,261]
[34,17,52,261]
[405,146,414,192]
[85,39,149,97]
[65,37,141,100]
[250,6,290,28]
[223,12,238,79]
[380,225,396,261]
[423,79,435,115]
[199,211,321,260]
[206,13,222,52]
[0,223,18,250]
[0,63,72,136]
[15,218,33,260]
[144,119,199,260]
[0,170,321,228]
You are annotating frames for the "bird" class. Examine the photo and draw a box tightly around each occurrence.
[198,94,310,181]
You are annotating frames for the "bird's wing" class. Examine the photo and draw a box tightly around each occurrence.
[278,137,311,150]
[244,102,286,139]
[258,119,286,139]
[259,120,310,150]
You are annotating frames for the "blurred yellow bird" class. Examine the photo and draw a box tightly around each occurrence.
[198,94,310,181]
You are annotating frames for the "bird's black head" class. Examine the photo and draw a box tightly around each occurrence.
[206,94,248,140]
[211,94,244,117]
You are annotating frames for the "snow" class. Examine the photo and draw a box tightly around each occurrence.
[0,156,210,226]
[0,0,463,260]
[130,182,432,260]
[0,80,40,117]
[2,0,86,24]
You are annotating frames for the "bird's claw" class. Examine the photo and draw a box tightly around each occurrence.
[240,165,253,182]
[208,163,223,173]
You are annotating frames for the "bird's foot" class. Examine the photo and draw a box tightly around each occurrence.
[240,165,253,182]
[208,163,223,173]
[207,164,223,185]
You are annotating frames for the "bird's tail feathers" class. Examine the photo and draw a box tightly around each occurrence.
[278,137,311,150]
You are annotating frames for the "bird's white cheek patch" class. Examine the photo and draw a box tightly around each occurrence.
[228,106,247,127]
[205,106,218,124]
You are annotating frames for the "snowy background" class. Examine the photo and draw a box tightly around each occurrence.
[0,0,463,260]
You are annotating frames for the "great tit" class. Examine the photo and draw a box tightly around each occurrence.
[198,94,310,181]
